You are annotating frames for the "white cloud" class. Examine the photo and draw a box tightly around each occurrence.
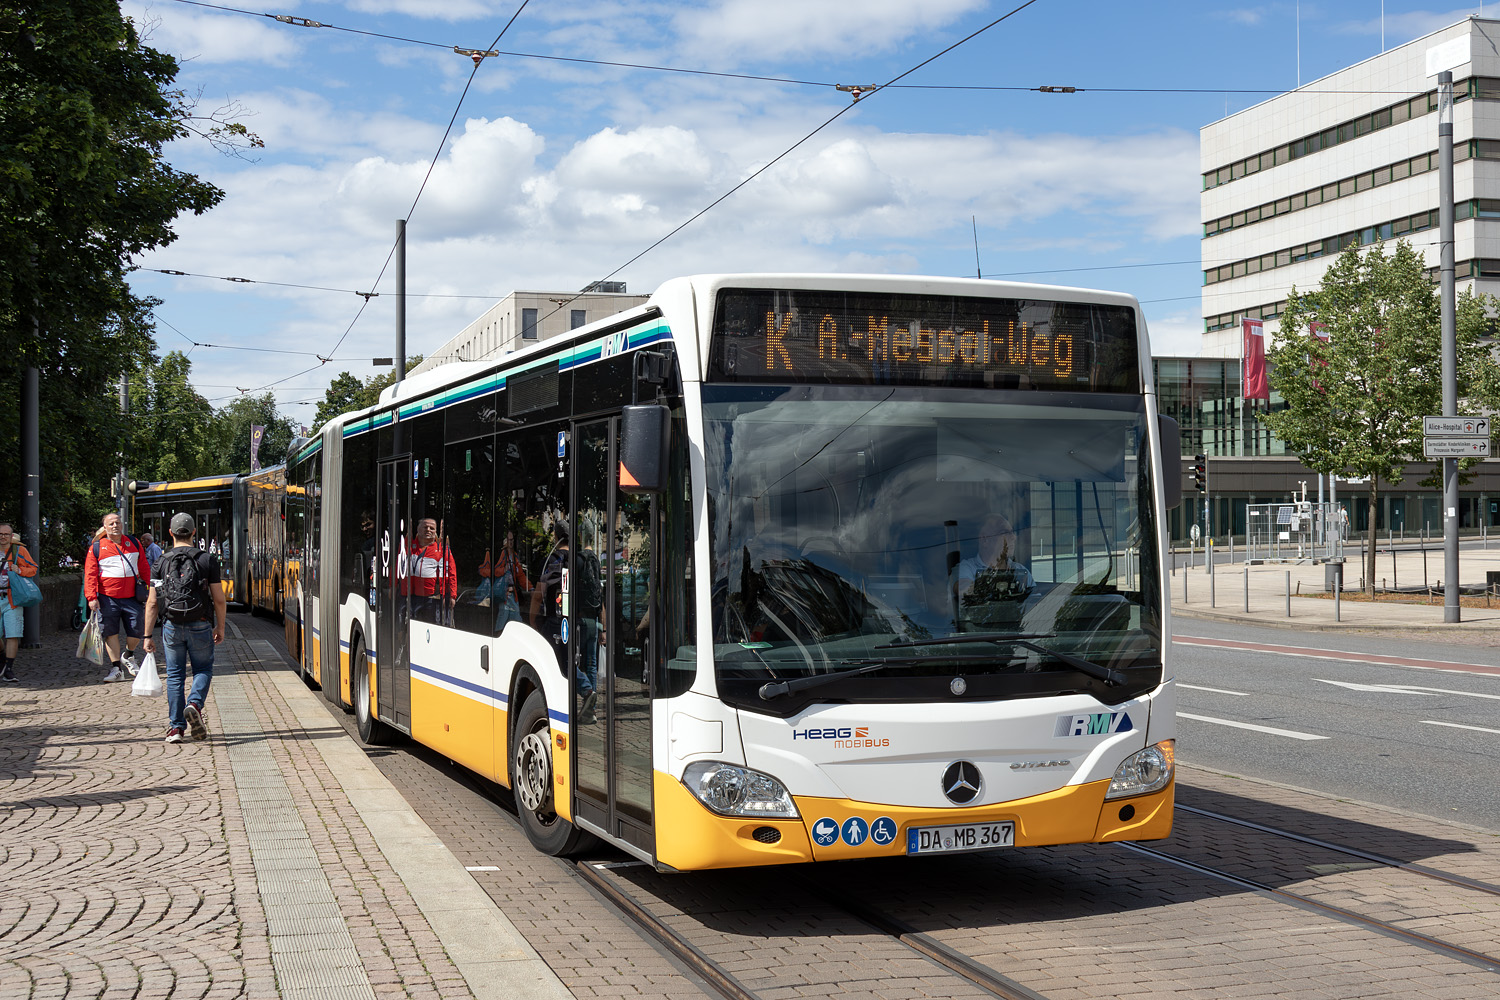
[123,2,301,65]
[339,0,512,21]
[1145,309,1204,357]
[674,0,990,63]
[1333,7,1482,43]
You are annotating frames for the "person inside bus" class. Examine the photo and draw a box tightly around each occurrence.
[408,517,457,625]
[952,513,1033,604]
[491,528,529,633]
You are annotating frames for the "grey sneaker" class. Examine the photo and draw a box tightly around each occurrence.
[104,665,122,682]
[185,703,208,741]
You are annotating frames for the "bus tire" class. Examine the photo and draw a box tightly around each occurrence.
[512,690,587,856]
[353,632,392,745]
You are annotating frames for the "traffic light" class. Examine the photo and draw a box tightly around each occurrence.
[1193,454,1207,492]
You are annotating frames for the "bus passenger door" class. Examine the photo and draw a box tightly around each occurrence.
[572,418,655,856]
[377,458,414,733]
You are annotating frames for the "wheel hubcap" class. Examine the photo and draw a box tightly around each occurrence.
[515,729,552,814]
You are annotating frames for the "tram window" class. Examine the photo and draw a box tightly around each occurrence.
[657,412,696,698]
[410,411,444,533]
[499,423,569,626]
[573,352,634,415]
[445,439,495,636]
[341,432,377,604]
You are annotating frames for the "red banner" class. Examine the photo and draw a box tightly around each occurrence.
[1242,319,1268,400]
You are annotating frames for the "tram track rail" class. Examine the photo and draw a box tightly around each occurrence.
[1177,802,1500,897]
[1117,839,1500,976]
[575,858,1053,1000]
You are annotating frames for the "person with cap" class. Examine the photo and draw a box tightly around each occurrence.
[142,512,227,744]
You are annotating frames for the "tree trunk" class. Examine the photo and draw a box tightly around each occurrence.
[1365,481,1380,596]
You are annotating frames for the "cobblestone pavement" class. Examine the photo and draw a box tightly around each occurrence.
[0,625,565,1000]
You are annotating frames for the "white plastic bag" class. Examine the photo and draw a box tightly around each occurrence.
[131,651,163,697]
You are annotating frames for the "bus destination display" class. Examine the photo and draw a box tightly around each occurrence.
[707,288,1140,391]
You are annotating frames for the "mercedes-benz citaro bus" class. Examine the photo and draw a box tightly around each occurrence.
[287,274,1182,870]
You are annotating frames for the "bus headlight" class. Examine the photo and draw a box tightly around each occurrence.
[1104,740,1175,800]
[682,762,800,819]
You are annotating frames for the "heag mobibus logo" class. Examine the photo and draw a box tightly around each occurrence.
[791,726,889,749]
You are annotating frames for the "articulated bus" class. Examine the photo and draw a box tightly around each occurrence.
[288,274,1181,870]
[133,468,290,616]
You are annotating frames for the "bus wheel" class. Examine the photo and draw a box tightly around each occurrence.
[512,690,586,856]
[353,634,392,745]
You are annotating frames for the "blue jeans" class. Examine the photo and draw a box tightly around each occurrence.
[163,620,215,731]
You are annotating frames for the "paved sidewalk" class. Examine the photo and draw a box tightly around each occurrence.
[1171,541,1500,631]
[0,623,572,1000]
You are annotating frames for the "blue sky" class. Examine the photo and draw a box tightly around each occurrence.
[124,0,1486,425]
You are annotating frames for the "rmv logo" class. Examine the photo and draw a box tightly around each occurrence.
[1054,711,1133,738]
[600,331,629,358]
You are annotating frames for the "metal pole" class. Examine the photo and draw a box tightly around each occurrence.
[1210,567,1216,607]
[1243,566,1249,613]
[117,373,128,522]
[21,362,40,648]
[1334,578,1341,622]
[395,219,407,384]
[1285,570,1291,617]
[1183,564,1188,604]
[1440,70,1460,622]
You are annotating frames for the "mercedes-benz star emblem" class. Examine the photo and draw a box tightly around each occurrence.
[941,760,983,805]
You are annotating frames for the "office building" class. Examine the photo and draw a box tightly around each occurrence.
[409,282,648,377]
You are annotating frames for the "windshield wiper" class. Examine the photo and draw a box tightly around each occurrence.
[758,661,890,700]
[877,632,1126,687]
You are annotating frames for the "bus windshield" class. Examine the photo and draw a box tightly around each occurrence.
[702,385,1163,714]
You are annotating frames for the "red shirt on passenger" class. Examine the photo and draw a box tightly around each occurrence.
[85,535,151,602]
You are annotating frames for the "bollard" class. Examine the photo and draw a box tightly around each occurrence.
[1285,570,1291,618]
[1244,567,1250,613]
[1228,535,1234,565]
[1210,568,1216,607]
[1334,579,1341,622]
[1183,565,1188,603]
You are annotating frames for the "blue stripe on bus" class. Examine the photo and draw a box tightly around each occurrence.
[410,660,507,704]
[548,709,569,725]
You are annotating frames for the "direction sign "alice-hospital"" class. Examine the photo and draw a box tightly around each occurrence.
[1423,416,1490,436]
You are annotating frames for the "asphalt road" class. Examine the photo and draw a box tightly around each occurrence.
[1169,618,1500,833]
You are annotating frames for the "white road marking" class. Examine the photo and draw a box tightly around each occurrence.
[1422,720,1500,735]
[464,865,501,871]
[1316,678,1500,700]
[1178,712,1330,741]
[1178,683,1250,696]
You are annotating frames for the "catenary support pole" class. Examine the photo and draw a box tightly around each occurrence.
[395,219,407,383]
[1440,70,1461,622]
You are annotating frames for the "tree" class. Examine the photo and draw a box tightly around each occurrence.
[202,394,296,473]
[313,357,425,430]
[128,350,215,482]
[0,2,228,552]
[1262,239,1496,594]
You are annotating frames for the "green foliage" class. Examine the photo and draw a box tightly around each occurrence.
[0,1,226,554]
[128,350,215,481]
[313,356,424,430]
[1262,239,1498,591]
[201,394,296,473]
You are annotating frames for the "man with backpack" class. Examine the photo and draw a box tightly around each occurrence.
[142,513,227,744]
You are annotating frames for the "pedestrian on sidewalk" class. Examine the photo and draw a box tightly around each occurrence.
[84,512,152,682]
[142,512,226,744]
[140,531,163,566]
[0,522,38,682]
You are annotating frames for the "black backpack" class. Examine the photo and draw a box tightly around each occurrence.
[576,548,603,616]
[159,548,210,622]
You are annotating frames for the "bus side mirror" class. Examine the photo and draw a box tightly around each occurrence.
[620,405,670,494]
[1158,415,1181,510]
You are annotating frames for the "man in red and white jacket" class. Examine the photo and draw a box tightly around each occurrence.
[406,517,457,625]
[85,512,152,682]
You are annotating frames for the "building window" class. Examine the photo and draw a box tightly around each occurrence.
[522,308,538,341]
[571,309,587,329]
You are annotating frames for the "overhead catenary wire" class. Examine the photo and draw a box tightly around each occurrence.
[159,0,1439,99]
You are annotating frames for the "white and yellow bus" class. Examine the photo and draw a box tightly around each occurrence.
[288,273,1181,870]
